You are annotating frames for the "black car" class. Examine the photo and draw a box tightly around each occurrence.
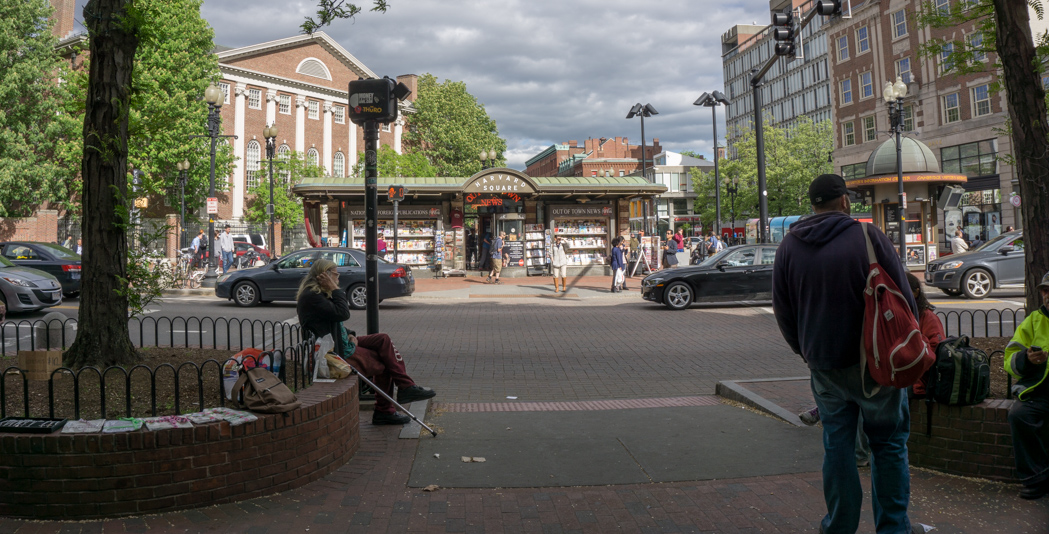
[925,230,1025,299]
[215,247,414,308]
[641,244,779,310]
[0,241,82,298]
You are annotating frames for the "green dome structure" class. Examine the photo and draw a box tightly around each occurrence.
[865,136,940,177]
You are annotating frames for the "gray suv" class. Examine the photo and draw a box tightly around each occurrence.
[925,230,1024,299]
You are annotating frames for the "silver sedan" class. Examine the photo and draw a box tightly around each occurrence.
[0,255,63,313]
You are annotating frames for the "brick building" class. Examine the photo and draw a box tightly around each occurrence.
[523,137,661,178]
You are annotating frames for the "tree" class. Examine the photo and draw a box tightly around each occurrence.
[0,0,83,217]
[916,0,1049,310]
[353,145,437,178]
[403,74,506,177]
[243,151,324,227]
[68,0,383,368]
[692,115,833,230]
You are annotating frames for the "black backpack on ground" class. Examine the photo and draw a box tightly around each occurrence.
[926,336,991,406]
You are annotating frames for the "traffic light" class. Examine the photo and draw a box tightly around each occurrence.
[815,0,843,16]
[771,10,797,57]
[347,76,412,125]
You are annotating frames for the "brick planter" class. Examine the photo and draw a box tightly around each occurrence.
[0,379,359,520]
[907,397,1018,482]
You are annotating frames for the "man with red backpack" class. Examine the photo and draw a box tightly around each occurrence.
[772,174,927,534]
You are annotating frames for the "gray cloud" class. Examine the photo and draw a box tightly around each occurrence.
[75,0,772,169]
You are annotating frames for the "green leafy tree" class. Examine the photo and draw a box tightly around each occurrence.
[692,115,833,230]
[915,0,1049,310]
[0,0,83,217]
[243,151,322,227]
[353,145,437,178]
[403,73,506,177]
[68,0,384,368]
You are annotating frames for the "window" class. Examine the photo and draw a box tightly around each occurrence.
[863,116,877,142]
[277,144,291,183]
[856,27,870,53]
[969,33,986,62]
[317,251,359,267]
[891,9,908,39]
[277,251,313,270]
[941,140,997,176]
[843,121,856,146]
[859,72,873,99]
[841,162,866,181]
[279,94,291,115]
[840,79,853,105]
[306,148,319,167]
[942,93,960,123]
[895,57,912,84]
[940,42,955,73]
[308,101,319,120]
[759,248,777,265]
[333,152,345,177]
[972,84,991,117]
[218,82,231,105]
[333,106,345,124]
[722,248,755,267]
[246,140,261,189]
[382,123,391,133]
[248,88,262,110]
[902,105,914,132]
[837,35,849,61]
[935,0,950,15]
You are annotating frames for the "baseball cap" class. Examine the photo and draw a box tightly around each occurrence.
[1037,271,1049,290]
[809,174,851,205]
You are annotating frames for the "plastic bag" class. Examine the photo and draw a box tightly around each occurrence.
[325,352,353,379]
[311,334,335,380]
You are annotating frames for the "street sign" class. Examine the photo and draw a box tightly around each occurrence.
[388,185,407,202]
[1010,194,1022,207]
[207,197,218,214]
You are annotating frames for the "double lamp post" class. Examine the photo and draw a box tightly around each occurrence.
[626,103,658,235]
[192,83,236,288]
[693,91,730,237]
[883,75,909,261]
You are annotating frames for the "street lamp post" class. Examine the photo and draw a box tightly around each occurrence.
[694,91,730,236]
[263,124,279,256]
[627,103,658,235]
[724,175,739,245]
[480,150,498,170]
[176,159,190,249]
[191,82,236,289]
[883,76,909,262]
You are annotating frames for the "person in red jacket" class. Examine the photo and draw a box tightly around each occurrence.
[908,272,946,396]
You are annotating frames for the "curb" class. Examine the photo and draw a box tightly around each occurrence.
[162,289,218,297]
[715,377,810,427]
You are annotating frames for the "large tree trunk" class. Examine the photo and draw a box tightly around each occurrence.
[993,1,1049,311]
[64,0,140,368]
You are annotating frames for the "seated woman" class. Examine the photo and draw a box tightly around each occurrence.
[296,259,436,425]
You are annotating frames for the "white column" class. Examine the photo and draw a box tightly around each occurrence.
[265,90,277,126]
[232,83,247,218]
[348,122,358,169]
[295,96,306,154]
[323,100,333,175]
[394,117,404,154]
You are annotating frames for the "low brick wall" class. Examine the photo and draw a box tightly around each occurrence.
[0,379,359,520]
[907,398,1018,482]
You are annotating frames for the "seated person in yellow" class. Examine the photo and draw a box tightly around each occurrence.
[1004,271,1049,500]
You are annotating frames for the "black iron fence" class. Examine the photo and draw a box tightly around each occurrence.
[935,308,1027,338]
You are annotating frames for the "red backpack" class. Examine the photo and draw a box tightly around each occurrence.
[859,223,934,396]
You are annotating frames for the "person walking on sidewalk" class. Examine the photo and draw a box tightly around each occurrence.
[950,229,968,254]
[1003,270,1049,500]
[772,174,925,534]
[610,236,625,292]
[549,233,570,292]
[486,231,505,284]
[219,225,235,274]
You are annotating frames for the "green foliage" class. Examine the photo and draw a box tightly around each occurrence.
[403,73,506,177]
[692,115,834,229]
[242,151,318,226]
[0,0,83,216]
[302,0,388,34]
[112,190,170,319]
[354,145,437,178]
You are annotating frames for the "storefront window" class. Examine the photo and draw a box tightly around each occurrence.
[941,140,997,177]
[841,163,865,181]
[957,189,1002,243]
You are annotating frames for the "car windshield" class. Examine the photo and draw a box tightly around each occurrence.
[972,233,1013,252]
[36,243,79,259]
[696,248,733,267]
[0,255,13,268]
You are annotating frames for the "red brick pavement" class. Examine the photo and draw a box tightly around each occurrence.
[3,421,1046,533]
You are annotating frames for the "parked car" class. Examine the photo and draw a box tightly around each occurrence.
[234,241,272,261]
[0,241,82,297]
[231,233,267,250]
[0,254,63,313]
[925,230,1025,299]
[215,247,414,308]
[641,244,779,310]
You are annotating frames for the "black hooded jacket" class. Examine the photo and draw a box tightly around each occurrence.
[772,211,917,370]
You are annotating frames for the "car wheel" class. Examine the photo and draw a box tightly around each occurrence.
[663,281,694,310]
[232,281,261,307]
[348,283,367,310]
[939,288,962,297]
[962,268,993,299]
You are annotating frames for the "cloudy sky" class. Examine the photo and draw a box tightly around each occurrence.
[77,0,773,169]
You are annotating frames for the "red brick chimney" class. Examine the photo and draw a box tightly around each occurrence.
[50,0,76,40]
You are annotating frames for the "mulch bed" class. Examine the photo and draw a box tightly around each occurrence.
[0,348,296,420]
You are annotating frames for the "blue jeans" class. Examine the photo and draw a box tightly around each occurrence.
[221,250,234,273]
[811,364,912,534]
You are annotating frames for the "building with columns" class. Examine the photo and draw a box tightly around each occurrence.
[214,33,415,221]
